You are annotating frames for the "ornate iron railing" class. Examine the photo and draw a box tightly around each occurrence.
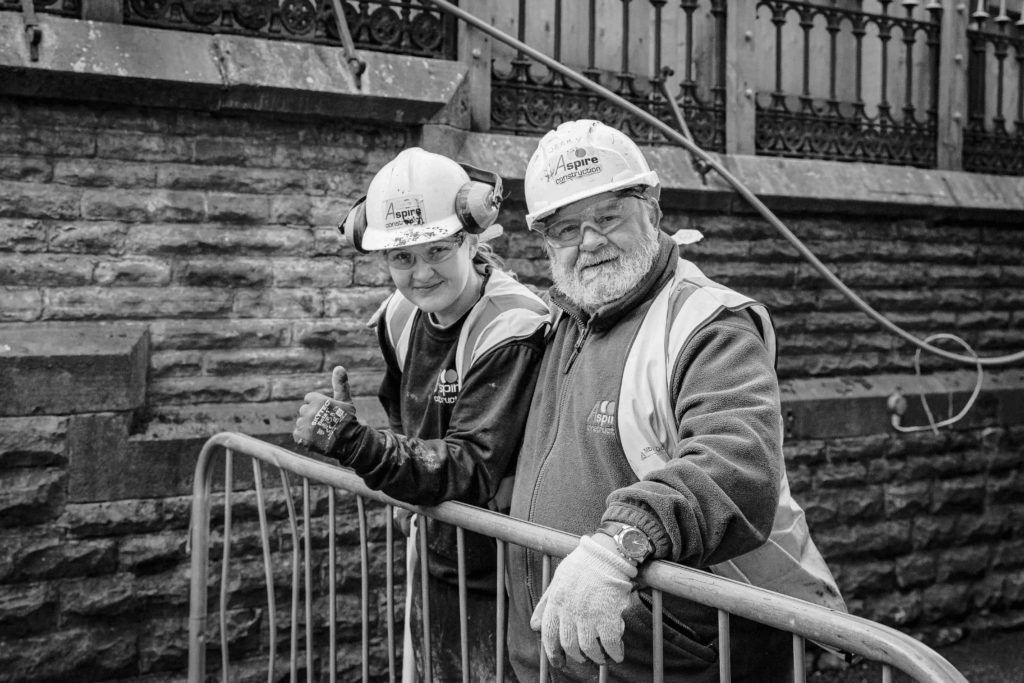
[0,0,80,17]
[753,0,941,167]
[122,0,456,59]
[489,0,728,152]
[964,5,1024,175]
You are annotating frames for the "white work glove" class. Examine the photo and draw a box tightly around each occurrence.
[530,534,638,666]
[293,366,356,455]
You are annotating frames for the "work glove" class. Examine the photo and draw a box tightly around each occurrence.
[530,534,638,666]
[293,366,356,455]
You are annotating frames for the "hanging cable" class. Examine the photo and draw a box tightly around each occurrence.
[424,0,1024,370]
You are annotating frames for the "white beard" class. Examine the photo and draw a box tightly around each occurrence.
[549,229,660,312]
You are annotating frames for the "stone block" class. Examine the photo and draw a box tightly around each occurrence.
[148,319,291,351]
[268,194,313,224]
[48,221,128,254]
[175,258,274,288]
[149,376,271,406]
[894,553,936,589]
[268,370,383,408]
[0,218,47,252]
[0,627,137,682]
[0,323,147,416]
[232,288,323,318]
[137,617,189,673]
[0,583,56,638]
[53,158,157,188]
[911,515,958,550]
[0,154,52,183]
[203,347,323,376]
[0,528,117,581]
[157,163,308,194]
[0,468,65,527]
[205,192,270,224]
[80,188,205,222]
[815,520,911,559]
[118,531,187,574]
[353,255,392,287]
[313,225,345,256]
[95,131,191,162]
[273,257,352,288]
[0,287,42,321]
[92,256,172,285]
[292,319,377,350]
[884,481,932,518]
[0,180,82,220]
[920,583,972,621]
[0,415,68,468]
[44,286,233,319]
[150,350,205,379]
[125,224,313,256]
[936,545,990,582]
[930,476,986,515]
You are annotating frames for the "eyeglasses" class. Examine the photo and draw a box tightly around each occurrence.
[534,191,647,248]
[384,233,465,270]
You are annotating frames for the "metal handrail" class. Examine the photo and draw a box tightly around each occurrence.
[188,432,968,683]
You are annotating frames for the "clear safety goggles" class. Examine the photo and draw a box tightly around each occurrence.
[384,232,465,270]
[534,189,648,248]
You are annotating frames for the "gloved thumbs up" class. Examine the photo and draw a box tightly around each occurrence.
[332,366,353,405]
[293,366,358,456]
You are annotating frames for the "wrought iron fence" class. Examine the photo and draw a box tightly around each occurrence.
[0,0,80,17]
[487,0,728,151]
[753,0,941,167]
[964,3,1024,175]
[122,0,456,59]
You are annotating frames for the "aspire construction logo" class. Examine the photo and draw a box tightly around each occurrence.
[545,147,603,185]
[433,368,460,405]
[383,195,425,230]
[586,400,616,435]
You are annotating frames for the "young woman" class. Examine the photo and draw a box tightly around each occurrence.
[293,147,548,681]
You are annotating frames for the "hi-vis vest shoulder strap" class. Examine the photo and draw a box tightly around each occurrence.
[379,269,548,378]
[372,269,548,511]
[618,258,846,612]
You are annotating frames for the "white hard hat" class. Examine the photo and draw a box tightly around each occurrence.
[524,119,660,229]
[361,148,482,251]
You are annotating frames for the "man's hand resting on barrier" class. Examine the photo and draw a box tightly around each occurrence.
[530,534,638,666]
[293,366,357,455]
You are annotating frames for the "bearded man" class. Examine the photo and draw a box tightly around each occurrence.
[505,120,845,682]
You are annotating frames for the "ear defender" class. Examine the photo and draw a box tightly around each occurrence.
[455,163,503,234]
[339,195,369,254]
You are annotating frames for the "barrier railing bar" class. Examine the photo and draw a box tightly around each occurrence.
[418,516,432,678]
[496,539,507,683]
[718,608,731,682]
[220,450,233,682]
[303,479,313,683]
[188,433,968,683]
[455,526,469,683]
[328,487,338,683]
[652,589,664,683]
[793,634,806,683]
[540,553,551,683]
[253,459,277,683]
[357,496,370,682]
[279,469,300,683]
[385,504,396,683]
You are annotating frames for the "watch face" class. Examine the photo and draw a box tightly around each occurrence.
[619,528,650,560]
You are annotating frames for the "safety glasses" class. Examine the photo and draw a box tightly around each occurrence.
[534,190,647,248]
[384,232,465,270]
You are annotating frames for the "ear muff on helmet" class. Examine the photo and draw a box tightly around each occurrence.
[455,163,503,234]
[339,195,369,253]
[338,161,504,252]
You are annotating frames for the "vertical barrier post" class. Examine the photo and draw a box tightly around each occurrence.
[725,0,758,154]
[459,13,493,131]
[936,2,969,169]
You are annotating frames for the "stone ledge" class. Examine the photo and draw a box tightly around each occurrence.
[780,369,1024,440]
[0,13,467,124]
[451,129,1024,220]
[0,322,148,417]
[67,399,389,502]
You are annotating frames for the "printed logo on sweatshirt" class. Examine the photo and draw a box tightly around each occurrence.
[433,368,460,405]
[586,400,617,435]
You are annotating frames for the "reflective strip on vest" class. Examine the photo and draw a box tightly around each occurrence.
[380,269,548,512]
[617,258,846,612]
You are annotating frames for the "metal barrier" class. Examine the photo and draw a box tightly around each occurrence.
[188,432,968,683]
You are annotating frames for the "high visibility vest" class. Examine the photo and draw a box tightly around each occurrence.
[377,268,549,510]
[610,258,846,611]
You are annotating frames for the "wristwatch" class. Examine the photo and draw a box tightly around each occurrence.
[596,521,653,566]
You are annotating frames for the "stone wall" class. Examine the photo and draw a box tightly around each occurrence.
[1,92,1023,681]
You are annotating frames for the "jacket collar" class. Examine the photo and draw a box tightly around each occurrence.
[550,232,678,331]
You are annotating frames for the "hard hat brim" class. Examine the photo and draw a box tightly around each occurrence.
[360,215,464,251]
[525,170,659,229]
